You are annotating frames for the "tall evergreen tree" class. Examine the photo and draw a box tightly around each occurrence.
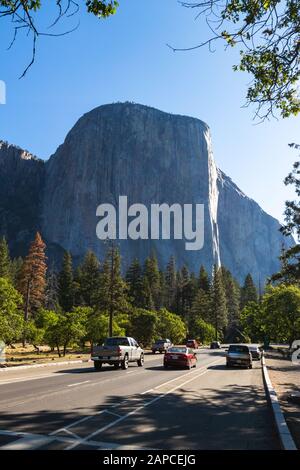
[198,265,210,293]
[190,288,211,334]
[98,244,129,336]
[140,276,155,311]
[211,265,228,340]
[10,257,23,288]
[45,268,59,311]
[126,258,144,307]
[58,251,74,312]
[221,267,241,341]
[19,232,47,322]
[165,256,177,310]
[143,254,161,309]
[0,237,11,279]
[77,250,101,307]
[241,274,258,310]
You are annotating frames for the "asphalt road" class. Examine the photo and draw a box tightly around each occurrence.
[0,349,279,450]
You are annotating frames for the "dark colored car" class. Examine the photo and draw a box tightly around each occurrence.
[186,339,199,349]
[226,344,252,369]
[164,346,197,369]
[249,345,262,360]
[210,341,221,349]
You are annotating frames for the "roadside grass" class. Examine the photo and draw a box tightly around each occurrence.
[1,344,91,367]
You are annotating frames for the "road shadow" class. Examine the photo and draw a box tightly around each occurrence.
[0,381,281,449]
[54,364,142,374]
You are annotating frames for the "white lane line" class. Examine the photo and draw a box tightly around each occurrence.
[66,357,223,449]
[60,428,82,440]
[141,389,153,395]
[0,372,68,386]
[67,380,90,388]
[50,409,121,436]
[0,435,54,450]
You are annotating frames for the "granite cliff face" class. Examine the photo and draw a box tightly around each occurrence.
[0,103,291,282]
[0,141,44,256]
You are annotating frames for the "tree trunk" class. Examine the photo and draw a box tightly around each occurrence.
[23,279,31,347]
[56,343,61,357]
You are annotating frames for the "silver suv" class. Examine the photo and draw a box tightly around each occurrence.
[226,344,253,369]
[152,339,172,354]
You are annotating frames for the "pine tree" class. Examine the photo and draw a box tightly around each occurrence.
[98,244,129,336]
[159,270,166,308]
[58,251,74,312]
[19,232,47,321]
[77,250,101,307]
[165,256,177,310]
[181,266,197,323]
[241,273,258,310]
[45,268,59,311]
[221,267,241,341]
[190,288,211,334]
[211,265,228,340]
[10,257,23,288]
[126,258,144,307]
[0,237,11,279]
[199,265,210,293]
[140,276,155,310]
[143,254,161,309]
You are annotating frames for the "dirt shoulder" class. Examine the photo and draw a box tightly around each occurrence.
[265,351,300,449]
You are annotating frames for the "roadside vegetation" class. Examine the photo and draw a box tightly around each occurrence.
[0,231,259,364]
[1,155,300,365]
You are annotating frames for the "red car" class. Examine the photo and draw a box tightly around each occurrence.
[186,339,199,349]
[164,346,197,369]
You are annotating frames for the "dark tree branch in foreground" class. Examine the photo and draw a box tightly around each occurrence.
[171,1,300,120]
[0,1,119,77]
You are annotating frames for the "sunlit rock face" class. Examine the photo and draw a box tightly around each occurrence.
[0,103,292,282]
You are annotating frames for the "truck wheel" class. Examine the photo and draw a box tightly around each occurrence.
[137,354,144,367]
[121,355,129,370]
[249,364,253,369]
[94,361,102,371]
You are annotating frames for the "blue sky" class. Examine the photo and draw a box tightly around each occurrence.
[0,0,299,222]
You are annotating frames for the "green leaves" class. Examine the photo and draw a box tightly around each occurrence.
[183,0,300,119]
[86,0,119,18]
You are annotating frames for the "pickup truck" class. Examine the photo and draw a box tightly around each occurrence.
[91,336,144,370]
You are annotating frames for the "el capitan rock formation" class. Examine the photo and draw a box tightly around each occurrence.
[0,103,292,282]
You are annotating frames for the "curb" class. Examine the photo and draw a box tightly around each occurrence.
[0,359,92,372]
[262,355,297,450]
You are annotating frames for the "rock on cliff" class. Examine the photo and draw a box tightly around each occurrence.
[0,141,44,256]
[0,103,292,282]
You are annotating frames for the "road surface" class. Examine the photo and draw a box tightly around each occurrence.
[0,349,279,449]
